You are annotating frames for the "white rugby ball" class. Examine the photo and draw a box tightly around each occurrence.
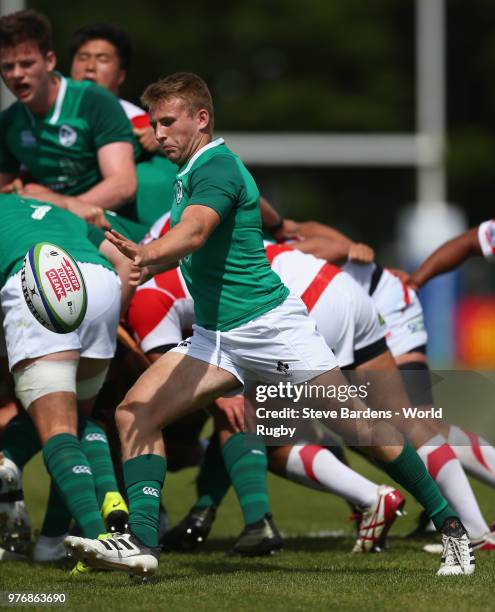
[21,242,87,334]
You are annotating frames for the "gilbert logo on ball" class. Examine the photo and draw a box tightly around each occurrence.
[21,242,87,333]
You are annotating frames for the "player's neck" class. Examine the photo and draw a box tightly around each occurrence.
[27,73,61,117]
[183,132,212,166]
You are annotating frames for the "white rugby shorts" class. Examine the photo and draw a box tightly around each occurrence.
[373,270,427,357]
[1,264,121,370]
[311,272,386,367]
[171,293,338,385]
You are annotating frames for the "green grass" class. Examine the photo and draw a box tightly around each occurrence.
[2,451,494,611]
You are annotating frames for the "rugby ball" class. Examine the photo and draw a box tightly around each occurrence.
[21,243,87,334]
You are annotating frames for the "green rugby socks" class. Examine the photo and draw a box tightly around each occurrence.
[43,433,105,538]
[40,480,72,537]
[2,411,41,468]
[222,433,270,526]
[79,417,119,507]
[123,454,167,547]
[196,433,231,508]
[379,440,458,530]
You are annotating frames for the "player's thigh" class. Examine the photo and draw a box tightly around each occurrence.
[304,367,403,447]
[121,351,239,429]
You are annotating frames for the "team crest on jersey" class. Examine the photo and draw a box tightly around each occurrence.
[58,124,77,147]
[175,180,183,204]
[20,130,37,148]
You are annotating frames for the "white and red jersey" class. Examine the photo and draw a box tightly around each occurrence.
[118,98,150,129]
[128,235,384,366]
[127,267,194,354]
[477,220,495,261]
[140,211,171,246]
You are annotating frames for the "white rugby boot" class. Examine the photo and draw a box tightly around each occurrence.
[437,517,475,576]
[64,532,159,576]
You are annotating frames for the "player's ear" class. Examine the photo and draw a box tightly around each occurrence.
[45,50,57,72]
[117,70,126,87]
[197,108,210,131]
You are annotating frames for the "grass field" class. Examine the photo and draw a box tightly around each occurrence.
[2,451,495,611]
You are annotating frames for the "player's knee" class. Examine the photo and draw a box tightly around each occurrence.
[13,360,78,410]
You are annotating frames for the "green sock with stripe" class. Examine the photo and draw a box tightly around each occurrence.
[222,433,270,526]
[123,454,167,547]
[79,417,118,507]
[2,411,41,468]
[43,433,105,538]
[196,433,231,508]
[378,439,458,530]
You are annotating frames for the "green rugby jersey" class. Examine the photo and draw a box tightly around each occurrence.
[170,138,289,331]
[0,194,113,288]
[0,75,133,195]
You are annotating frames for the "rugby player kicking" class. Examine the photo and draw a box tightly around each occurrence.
[65,72,474,577]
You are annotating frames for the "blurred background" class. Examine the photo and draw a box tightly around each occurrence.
[2,0,495,367]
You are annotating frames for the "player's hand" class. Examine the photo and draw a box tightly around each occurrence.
[105,229,144,266]
[1,178,24,194]
[215,396,245,432]
[133,127,160,153]
[66,199,110,229]
[387,268,411,284]
[348,243,375,263]
[128,263,145,286]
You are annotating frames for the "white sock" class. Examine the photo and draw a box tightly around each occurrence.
[286,444,378,508]
[417,434,489,540]
[448,425,495,487]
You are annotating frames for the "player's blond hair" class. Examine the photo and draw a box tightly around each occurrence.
[141,72,214,133]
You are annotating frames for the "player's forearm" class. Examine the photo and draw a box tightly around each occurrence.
[77,174,137,210]
[296,221,354,248]
[410,229,481,289]
[259,196,282,228]
[294,236,350,264]
[139,218,208,268]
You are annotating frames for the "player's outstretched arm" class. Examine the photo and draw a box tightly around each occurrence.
[409,227,481,290]
[107,204,220,270]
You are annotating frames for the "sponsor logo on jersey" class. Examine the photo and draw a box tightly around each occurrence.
[85,433,107,442]
[175,180,183,204]
[72,465,92,475]
[45,258,81,302]
[142,486,159,497]
[58,124,77,147]
[407,316,425,334]
[20,130,36,148]
[177,339,191,348]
